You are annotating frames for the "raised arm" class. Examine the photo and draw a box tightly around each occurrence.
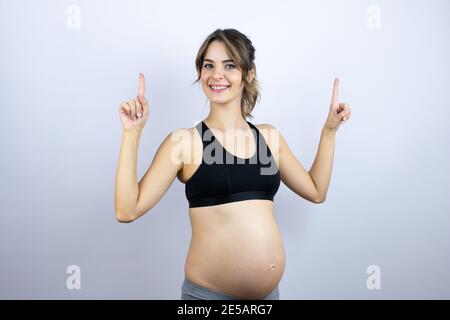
[114,73,185,222]
[309,78,351,202]
[275,126,323,204]
[279,77,351,204]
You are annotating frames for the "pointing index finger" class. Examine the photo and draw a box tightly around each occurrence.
[139,73,145,98]
[331,77,339,105]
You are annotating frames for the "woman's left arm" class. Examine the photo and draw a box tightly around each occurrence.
[269,78,351,203]
[309,78,351,202]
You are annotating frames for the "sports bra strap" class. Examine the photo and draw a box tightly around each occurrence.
[195,120,260,146]
[194,120,272,162]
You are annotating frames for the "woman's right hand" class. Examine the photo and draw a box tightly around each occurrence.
[119,73,149,131]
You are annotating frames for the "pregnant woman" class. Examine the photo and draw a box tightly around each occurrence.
[114,28,351,300]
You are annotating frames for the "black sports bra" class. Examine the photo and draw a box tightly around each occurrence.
[185,120,281,208]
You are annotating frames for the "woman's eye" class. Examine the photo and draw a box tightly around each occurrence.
[203,64,236,69]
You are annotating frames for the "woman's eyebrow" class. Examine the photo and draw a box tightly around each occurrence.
[203,58,235,63]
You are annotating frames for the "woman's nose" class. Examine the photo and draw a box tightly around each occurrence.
[212,68,224,78]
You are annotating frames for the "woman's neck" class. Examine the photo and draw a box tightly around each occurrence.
[205,104,247,130]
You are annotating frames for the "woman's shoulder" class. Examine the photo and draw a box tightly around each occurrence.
[166,126,201,166]
[253,123,282,159]
[253,122,280,139]
[254,122,277,131]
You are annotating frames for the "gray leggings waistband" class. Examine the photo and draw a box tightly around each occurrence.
[181,277,280,300]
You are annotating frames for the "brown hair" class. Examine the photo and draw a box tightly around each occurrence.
[192,28,261,119]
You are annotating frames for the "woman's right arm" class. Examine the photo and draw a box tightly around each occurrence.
[115,128,143,222]
[114,73,186,223]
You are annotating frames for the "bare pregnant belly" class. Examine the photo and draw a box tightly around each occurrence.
[184,199,286,299]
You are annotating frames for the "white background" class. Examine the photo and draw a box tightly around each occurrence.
[0,0,449,299]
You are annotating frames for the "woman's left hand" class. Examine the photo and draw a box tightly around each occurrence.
[324,78,351,132]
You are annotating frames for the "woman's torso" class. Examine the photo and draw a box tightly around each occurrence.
[177,121,285,300]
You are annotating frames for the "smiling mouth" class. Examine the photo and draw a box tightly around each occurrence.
[209,85,230,93]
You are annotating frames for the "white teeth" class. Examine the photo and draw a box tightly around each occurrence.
[210,85,229,90]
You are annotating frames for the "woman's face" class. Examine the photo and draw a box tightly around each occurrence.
[200,40,244,104]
